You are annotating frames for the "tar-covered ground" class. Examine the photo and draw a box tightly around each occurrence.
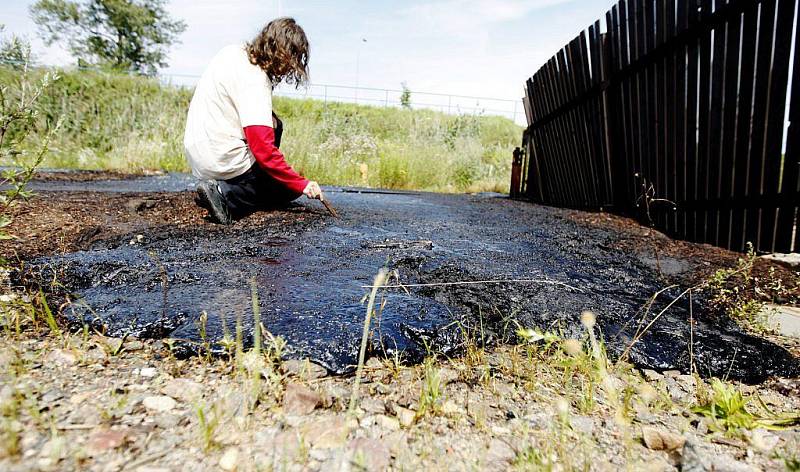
[5,171,800,382]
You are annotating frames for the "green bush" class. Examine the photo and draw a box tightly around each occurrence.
[0,65,522,193]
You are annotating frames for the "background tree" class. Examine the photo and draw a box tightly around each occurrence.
[400,82,412,109]
[30,0,186,75]
[0,25,36,69]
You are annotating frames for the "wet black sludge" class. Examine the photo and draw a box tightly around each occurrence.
[20,183,800,382]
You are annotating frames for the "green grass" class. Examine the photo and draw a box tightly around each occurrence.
[692,379,800,436]
[1,65,522,193]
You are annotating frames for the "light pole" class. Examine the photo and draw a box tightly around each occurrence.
[355,38,367,103]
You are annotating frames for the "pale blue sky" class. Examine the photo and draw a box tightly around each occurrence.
[2,0,613,102]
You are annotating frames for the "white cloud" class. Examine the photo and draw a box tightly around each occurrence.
[404,0,575,34]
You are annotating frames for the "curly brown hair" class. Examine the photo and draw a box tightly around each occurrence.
[246,18,309,88]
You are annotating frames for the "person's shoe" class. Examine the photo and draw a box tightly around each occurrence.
[196,180,232,225]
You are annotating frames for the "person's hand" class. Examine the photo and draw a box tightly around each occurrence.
[303,181,323,200]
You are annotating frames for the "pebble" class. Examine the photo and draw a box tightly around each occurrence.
[347,437,390,471]
[138,367,157,378]
[642,369,664,382]
[154,414,180,429]
[394,406,416,427]
[40,389,64,404]
[491,425,511,436]
[467,400,492,423]
[45,349,77,367]
[523,411,553,429]
[441,400,464,416]
[87,429,128,453]
[439,367,459,385]
[749,429,780,452]
[283,383,322,415]
[360,397,386,414]
[641,426,685,451]
[382,430,408,455]
[142,395,177,413]
[161,378,203,403]
[281,359,328,379]
[104,338,124,353]
[84,348,107,362]
[124,340,145,351]
[569,416,595,435]
[373,414,401,431]
[302,417,351,449]
[681,437,759,472]
[219,447,239,471]
[486,439,516,470]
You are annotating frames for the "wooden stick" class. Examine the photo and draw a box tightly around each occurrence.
[362,278,583,292]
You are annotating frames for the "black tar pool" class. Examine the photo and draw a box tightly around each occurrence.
[20,175,799,382]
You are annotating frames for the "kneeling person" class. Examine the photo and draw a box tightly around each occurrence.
[184,17,321,224]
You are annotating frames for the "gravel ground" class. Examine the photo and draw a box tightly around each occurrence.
[0,333,798,471]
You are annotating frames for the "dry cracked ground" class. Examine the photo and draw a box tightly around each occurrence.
[1,173,799,471]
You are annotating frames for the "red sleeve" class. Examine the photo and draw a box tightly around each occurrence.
[243,125,309,195]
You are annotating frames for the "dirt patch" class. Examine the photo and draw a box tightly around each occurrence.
[567,210,800,306]
[5,192,202,260]
[3,192,327,261]
[33,169,153,182]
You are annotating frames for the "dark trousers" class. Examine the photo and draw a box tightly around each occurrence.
[218,113,297,217]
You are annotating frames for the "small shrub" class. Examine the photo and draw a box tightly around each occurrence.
[1,40,59,261]
[692,379,800,436]
[705,244,771,333]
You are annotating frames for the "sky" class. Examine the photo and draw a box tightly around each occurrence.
[2,0,615,122]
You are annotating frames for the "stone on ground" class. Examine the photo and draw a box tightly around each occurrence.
[346,437,390,471]
[142,395,177,413]
[641,426,685,451]
[87,429,128,453]
[281,359,328,379]
[161,378,203,403]
[283,383,322,415]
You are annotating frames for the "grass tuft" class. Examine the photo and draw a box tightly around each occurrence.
[692,379,800,436]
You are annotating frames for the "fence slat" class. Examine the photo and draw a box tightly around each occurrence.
[775,0,800,252]
[653,0,667,230]
[613,1,637,209]
[704,0,727,246]
[758,0,797,252]
[577,32,602,205]
[663,0,678,234]
[716,3,742,249]
[674,0,690,238]
[745,0,779,250]
[692,0,713,243]
[730,4,759,251]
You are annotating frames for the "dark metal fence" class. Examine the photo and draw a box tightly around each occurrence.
[520,0,799,253]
